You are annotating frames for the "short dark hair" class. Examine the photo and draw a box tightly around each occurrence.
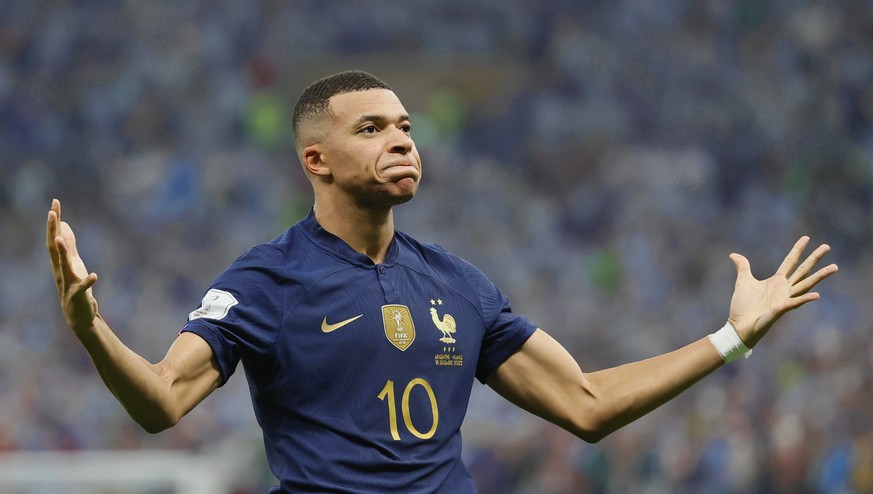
[292,70,392,138]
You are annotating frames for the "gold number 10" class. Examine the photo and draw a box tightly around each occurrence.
[377,378,439,441]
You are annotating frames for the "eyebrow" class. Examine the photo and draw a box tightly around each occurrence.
[351,114,411,127]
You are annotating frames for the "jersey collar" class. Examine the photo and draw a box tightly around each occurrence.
[299,209,399,267]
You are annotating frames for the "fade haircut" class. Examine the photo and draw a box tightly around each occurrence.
[292,70,392,140]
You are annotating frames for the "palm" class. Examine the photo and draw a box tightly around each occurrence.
[729,272,791,345]
[60,224,98,320]
[46,200,99,333]
[725,237,837,348]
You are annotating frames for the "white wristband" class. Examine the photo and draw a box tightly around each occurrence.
[707,322,752,363]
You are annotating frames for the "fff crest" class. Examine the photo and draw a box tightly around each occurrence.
[382,304,415,351]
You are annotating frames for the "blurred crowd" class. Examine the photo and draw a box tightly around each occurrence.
[1,1,872,492]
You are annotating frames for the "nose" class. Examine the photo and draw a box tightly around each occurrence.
[388,125,413,154]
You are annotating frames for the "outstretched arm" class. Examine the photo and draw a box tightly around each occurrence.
[487,236,838,443]
[46,199,220,433]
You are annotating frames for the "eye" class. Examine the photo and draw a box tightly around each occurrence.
[400,123,412,133]
[359,125,378,134]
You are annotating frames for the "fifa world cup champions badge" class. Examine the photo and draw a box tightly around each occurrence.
[382,305,416,351]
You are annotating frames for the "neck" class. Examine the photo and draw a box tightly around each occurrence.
[312,197,395,264]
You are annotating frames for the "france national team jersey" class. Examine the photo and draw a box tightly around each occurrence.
[181,211,537,493]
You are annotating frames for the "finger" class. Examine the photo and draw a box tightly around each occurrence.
[56,237,98,294]
[58,221,80,258]
[788,244,831,285]
[46,199,62,251]
[47,211,64,287]
[55,236,83,283]
[47,209,58,256]
[775,236,810,277]
[46,209,56,250]
[777,291,821,314]
[790,263,839,297]
[46,199,63,260]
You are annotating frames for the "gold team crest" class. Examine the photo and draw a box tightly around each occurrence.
[430,298,464,367]
[382,305,416,351]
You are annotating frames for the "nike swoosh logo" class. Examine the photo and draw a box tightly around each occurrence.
[321,314,364,333]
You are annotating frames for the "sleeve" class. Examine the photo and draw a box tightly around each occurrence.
[474,286,537,383]
[180,245,284,387]
[447,253,537,383]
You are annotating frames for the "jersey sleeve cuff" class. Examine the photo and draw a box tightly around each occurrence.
[180,320,238,387]
[475,319,537,383]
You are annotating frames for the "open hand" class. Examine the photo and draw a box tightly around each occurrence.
[46,199,100,335]
[727,236,838,348]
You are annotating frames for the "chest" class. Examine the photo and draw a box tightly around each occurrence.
[277,264,484,388]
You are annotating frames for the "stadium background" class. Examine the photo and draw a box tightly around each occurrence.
[1,1,872,492]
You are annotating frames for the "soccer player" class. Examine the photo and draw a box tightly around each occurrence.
[46,70,838,493]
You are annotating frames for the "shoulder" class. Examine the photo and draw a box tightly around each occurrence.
[212,224,315,296]
[395,231,464,268]
[237,220,332,271]
[219,236,285,279]
[394,231,494,288]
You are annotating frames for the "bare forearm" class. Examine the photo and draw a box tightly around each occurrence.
[489,330,725,443]
[75,315,179,433]
[583,337,723,438]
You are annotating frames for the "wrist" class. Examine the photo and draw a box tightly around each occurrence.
[707,321,753,363]
[71,313,104,342]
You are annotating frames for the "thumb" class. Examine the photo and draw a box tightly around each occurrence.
[71,272,99,297]
[80,272,99,291]
[730,253,751,279]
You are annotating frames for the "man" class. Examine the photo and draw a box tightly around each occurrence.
[47,70,838,493]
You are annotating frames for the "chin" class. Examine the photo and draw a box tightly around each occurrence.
[392,193,415,206]
[386,188,416,206]
[386,178,418,204]
[360,185,417,210]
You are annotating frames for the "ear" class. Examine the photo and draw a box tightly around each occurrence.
[302,144,331,177]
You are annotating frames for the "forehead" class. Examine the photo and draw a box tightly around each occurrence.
[328,89,408,124]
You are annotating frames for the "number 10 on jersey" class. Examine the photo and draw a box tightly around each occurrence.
[378,378,439,440]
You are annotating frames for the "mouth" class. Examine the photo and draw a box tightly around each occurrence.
[381,163,420,182]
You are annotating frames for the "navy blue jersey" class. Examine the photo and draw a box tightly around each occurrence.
[181,211,537,493]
